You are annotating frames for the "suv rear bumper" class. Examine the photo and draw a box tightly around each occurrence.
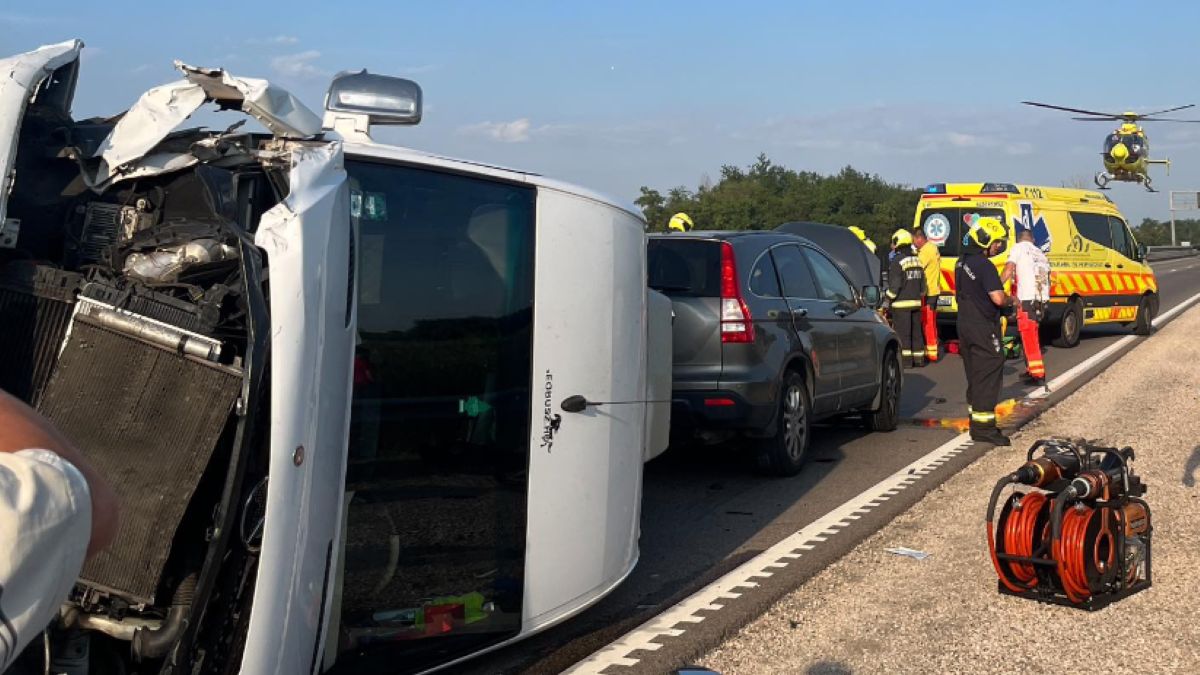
[671,389,775,434]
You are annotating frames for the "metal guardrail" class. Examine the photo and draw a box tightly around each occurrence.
[1145,246,1198,262]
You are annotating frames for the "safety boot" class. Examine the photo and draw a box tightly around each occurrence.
[970,422,1011,446]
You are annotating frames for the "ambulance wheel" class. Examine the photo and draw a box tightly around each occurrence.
[758,371,811,477]
[1134,294,1155,336]
[1051,299,1082,348]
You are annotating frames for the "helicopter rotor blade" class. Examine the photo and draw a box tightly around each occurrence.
[1139,104,1196,117]
[1022,101,1124,118]
[1071,116,1123,121]
[1137,116,1200,123]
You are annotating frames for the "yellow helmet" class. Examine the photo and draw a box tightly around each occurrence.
[890,228,913,249]
[966,216,1007,250]
[667,212,694,233]
[848,225,877,253]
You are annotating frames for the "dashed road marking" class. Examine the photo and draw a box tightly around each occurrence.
[564,288,1200,675]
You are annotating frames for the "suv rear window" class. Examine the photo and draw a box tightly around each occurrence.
[648,239,720,297]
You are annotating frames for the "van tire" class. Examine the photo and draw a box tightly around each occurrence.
[1134,294,1155,336]
[1051,298,1083,348]
[757,371,811,477]
[865,348,901,432]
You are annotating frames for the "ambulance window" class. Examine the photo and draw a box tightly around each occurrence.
[1108,216,1135,259]
[337,159,535,672]
[1071,212,1113,248]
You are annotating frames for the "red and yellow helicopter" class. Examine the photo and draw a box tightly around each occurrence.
[1023,101,1200,192]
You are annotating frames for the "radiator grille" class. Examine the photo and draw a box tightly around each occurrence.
[37,318,241,603]
[0,266,81,405]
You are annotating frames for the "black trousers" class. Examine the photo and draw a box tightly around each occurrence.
[893,308,925,366]
[957,316,1004,427]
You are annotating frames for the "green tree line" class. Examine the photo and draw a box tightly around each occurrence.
[635,154,921,247]
[1133,218,1200,247]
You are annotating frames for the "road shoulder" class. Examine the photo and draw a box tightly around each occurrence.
[701,303,1200,674]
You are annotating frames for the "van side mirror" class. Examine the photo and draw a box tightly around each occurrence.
[861,285,881,308]
[1137,243,1147,261]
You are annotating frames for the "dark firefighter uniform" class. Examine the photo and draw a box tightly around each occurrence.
[884,230,926,368]
[955,217,1010,446]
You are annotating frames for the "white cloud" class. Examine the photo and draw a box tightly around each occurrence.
[460,118,533,143]
[249,35,300,46]
[270,50,325,79]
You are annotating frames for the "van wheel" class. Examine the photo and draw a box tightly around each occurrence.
[1051,298,1082,348]
[1134,295,1155,336]
[757,371,811,477]
[865,349,900,432]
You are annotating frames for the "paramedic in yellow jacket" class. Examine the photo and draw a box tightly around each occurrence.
[882,229,926,368]
[912,225,942,362]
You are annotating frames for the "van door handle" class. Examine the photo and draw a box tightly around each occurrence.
[1104,263,1112,268]
[1116,264,1124,269]
[792,307,808,318]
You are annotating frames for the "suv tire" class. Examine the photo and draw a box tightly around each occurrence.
[757,371,811,477]
[865,348,901,432]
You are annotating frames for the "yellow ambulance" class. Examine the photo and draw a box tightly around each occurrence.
[913,182,1158,348]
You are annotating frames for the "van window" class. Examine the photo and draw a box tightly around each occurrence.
[1071,212,1113,249]
[1108,216,1135,259]
[802,247,855,304]
[916,207,1007,257]
[771,245,819,299]
[749,252,783,297]
[337,159,535,672]
[647,239,720,297]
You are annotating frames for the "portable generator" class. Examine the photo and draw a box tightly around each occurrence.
[986,438,1152,610]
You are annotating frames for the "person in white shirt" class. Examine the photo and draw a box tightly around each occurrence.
[1002,228,1051,385]
[0,390,118,670]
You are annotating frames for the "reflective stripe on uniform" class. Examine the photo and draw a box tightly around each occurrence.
[885,289,898,299]
[891,300,921,309]
[971,411,996,423]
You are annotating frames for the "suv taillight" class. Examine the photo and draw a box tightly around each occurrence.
[719,241,754,343]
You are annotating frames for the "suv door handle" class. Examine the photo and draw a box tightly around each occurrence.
[792,307,808,318]
[834,308,850,318]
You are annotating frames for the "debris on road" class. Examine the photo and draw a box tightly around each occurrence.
[884,547,931,561]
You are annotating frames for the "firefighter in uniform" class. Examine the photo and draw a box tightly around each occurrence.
[913,225,942,362]
[883,229,926,368]
[955,217,1012,446]
[1002,227,1050,385]
[667,212,694,233]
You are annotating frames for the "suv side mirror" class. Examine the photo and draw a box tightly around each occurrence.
[861,285,881,308]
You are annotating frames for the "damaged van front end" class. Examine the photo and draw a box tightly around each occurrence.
[1,40,353,674]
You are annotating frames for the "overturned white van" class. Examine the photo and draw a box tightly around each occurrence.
[0,40,669,675]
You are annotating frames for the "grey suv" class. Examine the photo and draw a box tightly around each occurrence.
[647,231,901,475]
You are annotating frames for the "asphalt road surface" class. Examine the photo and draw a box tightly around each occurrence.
[455,257,1200,675]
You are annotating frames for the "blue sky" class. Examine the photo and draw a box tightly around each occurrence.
[5,1,1200,227]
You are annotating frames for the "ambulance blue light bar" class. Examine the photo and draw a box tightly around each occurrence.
[925,183,946,194]
[980,182,1019,194]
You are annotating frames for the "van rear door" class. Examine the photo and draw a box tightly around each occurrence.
[647,238,723,381]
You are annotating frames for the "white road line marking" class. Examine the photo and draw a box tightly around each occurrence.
[561,433,975,674]
[563,290,1200,674]
[1026,289,1200,402]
